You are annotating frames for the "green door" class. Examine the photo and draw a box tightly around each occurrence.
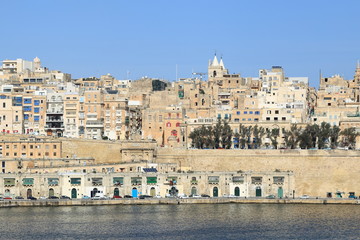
[191,187,197,195]
[256,187,262,197]
[213,187,218,197]
[278,187,283,198]
[71,188,77,199]
[114,188,120,197]
[234,187,240,196]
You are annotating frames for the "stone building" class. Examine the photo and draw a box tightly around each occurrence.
[0,170,294,199]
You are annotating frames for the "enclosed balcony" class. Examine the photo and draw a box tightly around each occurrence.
[208,176,219,184]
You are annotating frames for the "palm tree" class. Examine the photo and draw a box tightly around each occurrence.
[330,125,340,149]
[252,125,265,149]
[283,124,301,149]
[239,124,247,149]
[213,119,222,149]
[245,126,253,149]
[317,122,331,149]
[221,120,233,149]
[340,127,359,149]
[299,124,319,149]
[266,128,280,149]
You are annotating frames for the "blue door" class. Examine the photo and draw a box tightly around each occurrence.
[132,188,138,198]
[278,187,283,198]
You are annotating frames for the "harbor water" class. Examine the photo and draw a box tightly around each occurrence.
[0,204,359,239]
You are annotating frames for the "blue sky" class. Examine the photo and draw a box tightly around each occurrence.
[1,0,359,87]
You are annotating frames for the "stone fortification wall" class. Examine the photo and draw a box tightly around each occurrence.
[61,138,122,163]
[156,148,360,198]
[60,139,157,164]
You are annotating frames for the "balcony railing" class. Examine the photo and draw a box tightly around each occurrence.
[191,180,198,185]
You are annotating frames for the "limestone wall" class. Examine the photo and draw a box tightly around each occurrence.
[156,148,360,198]
[61,138,122,163]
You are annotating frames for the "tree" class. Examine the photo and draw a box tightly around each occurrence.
[252,125,265,149]
[245,126,253,149]
[188,121,233,149]
[204,126,215,149]
[330,125,340,149]
[340,127,359,149]
[213,120,222,149]
[221,120,233,149]
[233,131,240,148]
[317,122,331,149]
[266,128,280,149]
[189,127,201,148]
[299,124,319,149]
[239,124,248,149]
[283,124,301,149]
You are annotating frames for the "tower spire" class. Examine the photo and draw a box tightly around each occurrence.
[212,55,219,66]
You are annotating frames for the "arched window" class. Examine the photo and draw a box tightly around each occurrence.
[176,122,180,127]
[166,122,171,127]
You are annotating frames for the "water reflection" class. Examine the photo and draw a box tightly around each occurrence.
[0,204,359,239]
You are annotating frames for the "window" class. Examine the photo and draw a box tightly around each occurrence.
[23,106,32,112]
[176,122,181,127]
[244,111,248,114]
[236,111,240,115]
[34,116,40,122]
[275,110,279,114]
[24,98,32,104]
[34,100,40,106]
[255,111,260,115]
[166,122,171,127]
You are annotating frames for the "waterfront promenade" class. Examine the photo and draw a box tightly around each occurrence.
[1,197,360,208]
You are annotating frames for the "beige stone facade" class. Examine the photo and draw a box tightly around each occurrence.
[0,170,293,199]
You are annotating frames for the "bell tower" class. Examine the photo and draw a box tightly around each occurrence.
[207,55,228,82]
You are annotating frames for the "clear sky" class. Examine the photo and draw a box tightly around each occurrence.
[1,0,359,87]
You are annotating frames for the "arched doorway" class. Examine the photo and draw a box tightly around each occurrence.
[191,187,197,196]
[91,188,98,198]
[114,188,120,197]
[255,187,262,197]
[71,188,77,199]
[278,187,283,198]
[234,187,240,197]
[150,187,156,197]
[49,188,54,197]
[213,187,218,197]
[27,189,32,198]
[132,187,138,198]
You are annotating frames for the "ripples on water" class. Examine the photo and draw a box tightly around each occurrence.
[0,204,359,239]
